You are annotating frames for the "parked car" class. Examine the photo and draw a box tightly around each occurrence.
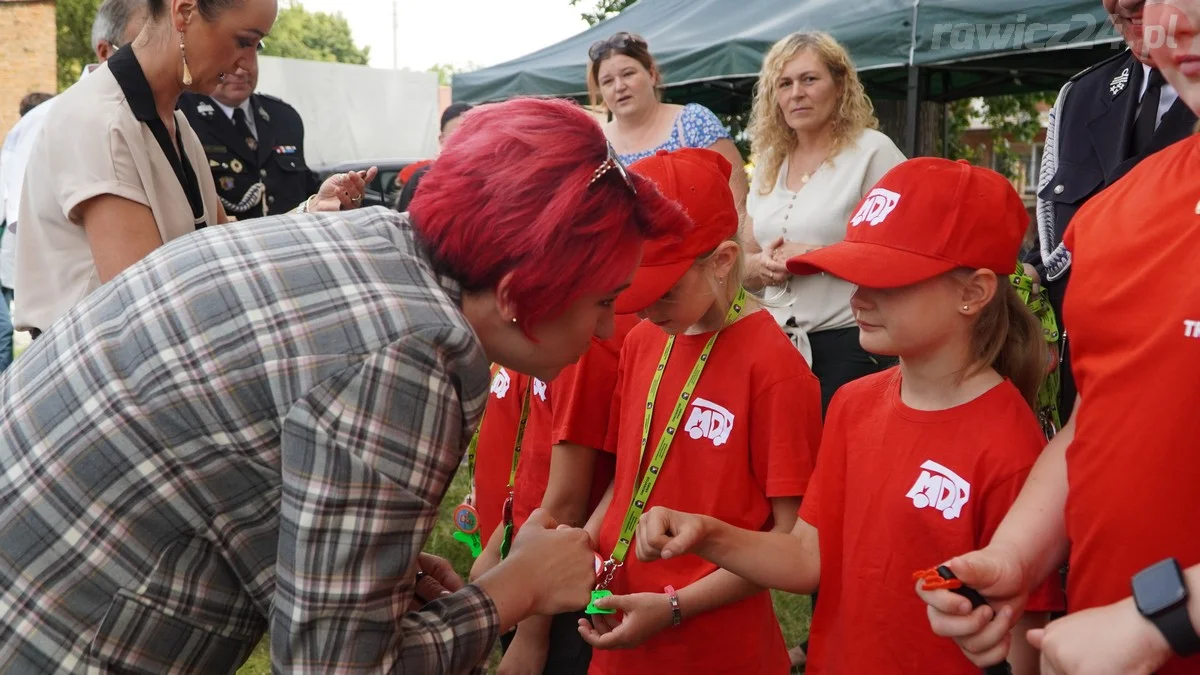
[314,158,427,210]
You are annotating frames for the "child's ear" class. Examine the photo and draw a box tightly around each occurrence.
[712,241,740,283]
[960,269,999,313]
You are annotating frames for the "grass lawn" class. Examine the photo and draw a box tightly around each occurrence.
[239,465,811,674]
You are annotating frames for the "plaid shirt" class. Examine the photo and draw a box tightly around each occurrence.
[0,207,498,673]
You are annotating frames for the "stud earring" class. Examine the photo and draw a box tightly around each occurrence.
[180,33,192,86]
[962,305,970,311]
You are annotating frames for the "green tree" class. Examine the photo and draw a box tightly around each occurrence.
[56,0,101,91]
[262,3,369,65]
[428,62,480,87]
[569,0,636,26]
[57,1,370,90]
[941,93,1052,179]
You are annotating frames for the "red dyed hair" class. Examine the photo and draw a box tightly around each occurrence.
[409,97,688,333]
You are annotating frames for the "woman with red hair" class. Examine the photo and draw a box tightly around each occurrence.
[0,97,688,674]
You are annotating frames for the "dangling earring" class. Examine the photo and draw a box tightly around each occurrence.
[179,32,193,86]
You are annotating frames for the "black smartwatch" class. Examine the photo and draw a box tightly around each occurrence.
[1132,558,1200,657]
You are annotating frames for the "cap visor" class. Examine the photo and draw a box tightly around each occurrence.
[614,259,694,314]
[787,241,959,289]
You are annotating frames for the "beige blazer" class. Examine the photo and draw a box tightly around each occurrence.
[15,54,218,332]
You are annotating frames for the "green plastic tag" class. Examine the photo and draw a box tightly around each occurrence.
[452,531,483,558]
[585,589,615,615]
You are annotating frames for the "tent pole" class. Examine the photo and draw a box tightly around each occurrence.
[904,0,922,157]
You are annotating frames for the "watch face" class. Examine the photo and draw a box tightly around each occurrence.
[1134,558,1188,616]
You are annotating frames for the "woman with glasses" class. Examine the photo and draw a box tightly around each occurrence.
[15,0,369,338]
[744,31,906,413]
[586,32,749,217]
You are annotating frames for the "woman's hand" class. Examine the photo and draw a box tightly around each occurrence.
[770,241,823,263]
[577,592,674,650]
[404,552,464,612]
[745,237,790,290]
[310,167,379,212]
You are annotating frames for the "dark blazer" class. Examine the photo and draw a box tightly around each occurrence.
[1029,49,1196,413]
[179,91,321,217]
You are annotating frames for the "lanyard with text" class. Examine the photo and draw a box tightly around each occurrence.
[452,364,501,557]
[498,384,534,561]
[588,287,747,613]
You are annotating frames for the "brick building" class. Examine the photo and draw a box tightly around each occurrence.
[0,0,57,138]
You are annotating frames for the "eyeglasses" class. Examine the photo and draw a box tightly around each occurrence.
[588,31,647,62]
[589,142,637,194]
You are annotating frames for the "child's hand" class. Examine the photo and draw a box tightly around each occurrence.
[577,592,674,649]
[1028,597,1171,675]
[915,546,1030,668]
[496,624,550,675]
[635,507,708,562]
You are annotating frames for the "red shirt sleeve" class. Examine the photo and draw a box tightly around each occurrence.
[602,346,628,456]
[979,470,1066,613]
[551,342,621,450]
[749,374,822,498]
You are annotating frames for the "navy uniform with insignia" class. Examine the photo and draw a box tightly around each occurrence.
[179,91,320,218]
[1028,48,1196,418]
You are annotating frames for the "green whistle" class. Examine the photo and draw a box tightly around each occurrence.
[452,531,482,558]
[585,589,615,615]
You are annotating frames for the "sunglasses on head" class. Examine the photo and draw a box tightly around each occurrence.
[588,31,647,62]
[589,142,637,195]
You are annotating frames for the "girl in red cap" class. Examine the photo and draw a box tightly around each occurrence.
[632,157,1064,674]
[576,147,821,675]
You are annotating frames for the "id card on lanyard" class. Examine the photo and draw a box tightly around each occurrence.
[588,288,747,613]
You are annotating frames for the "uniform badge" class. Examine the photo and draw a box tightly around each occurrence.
[230,159,244,174]
[1110,67,1130,97]
[274,145,297,154]
[246,137,258,151]
[196,101,215,117]
[258,106,270,122]
[209,159,220,167]
[220,176,236,191]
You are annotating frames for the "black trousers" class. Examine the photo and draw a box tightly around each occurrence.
[808,326,894,415]
[499,611,591,675]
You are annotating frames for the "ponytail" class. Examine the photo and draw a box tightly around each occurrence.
[969,282,1045,408]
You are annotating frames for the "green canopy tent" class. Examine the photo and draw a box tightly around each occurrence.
[452,0,1125,154]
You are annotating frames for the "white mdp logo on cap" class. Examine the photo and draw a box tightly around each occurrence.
[851,188,901,227]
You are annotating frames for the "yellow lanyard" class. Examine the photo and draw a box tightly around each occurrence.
[597,287,747,588]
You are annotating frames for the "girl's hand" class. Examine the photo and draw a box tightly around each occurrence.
[635,507,709,562]
[577,592,674,650]
[916,546,1031,668]
[1028,598,1171,675]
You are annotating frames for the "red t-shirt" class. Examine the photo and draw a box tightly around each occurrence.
[1062,134,1200,673]
[511,315,639,530]
[799,370,1064,674]
[472,367,530,545]
[591,310,821,675]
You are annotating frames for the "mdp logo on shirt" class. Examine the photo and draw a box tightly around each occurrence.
[532,378,548,402]
[905,460,971,520]
[683,398,735,447]
[491,369,511,399]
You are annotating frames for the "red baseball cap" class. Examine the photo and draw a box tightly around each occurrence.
[787,158,1028,288]
[614,148,738,314]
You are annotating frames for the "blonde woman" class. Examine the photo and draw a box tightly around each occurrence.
[745,31,906,412]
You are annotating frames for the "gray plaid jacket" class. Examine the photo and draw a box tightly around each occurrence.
[0,207,497,673]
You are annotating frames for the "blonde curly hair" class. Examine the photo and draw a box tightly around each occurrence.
[749,32,879,195]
